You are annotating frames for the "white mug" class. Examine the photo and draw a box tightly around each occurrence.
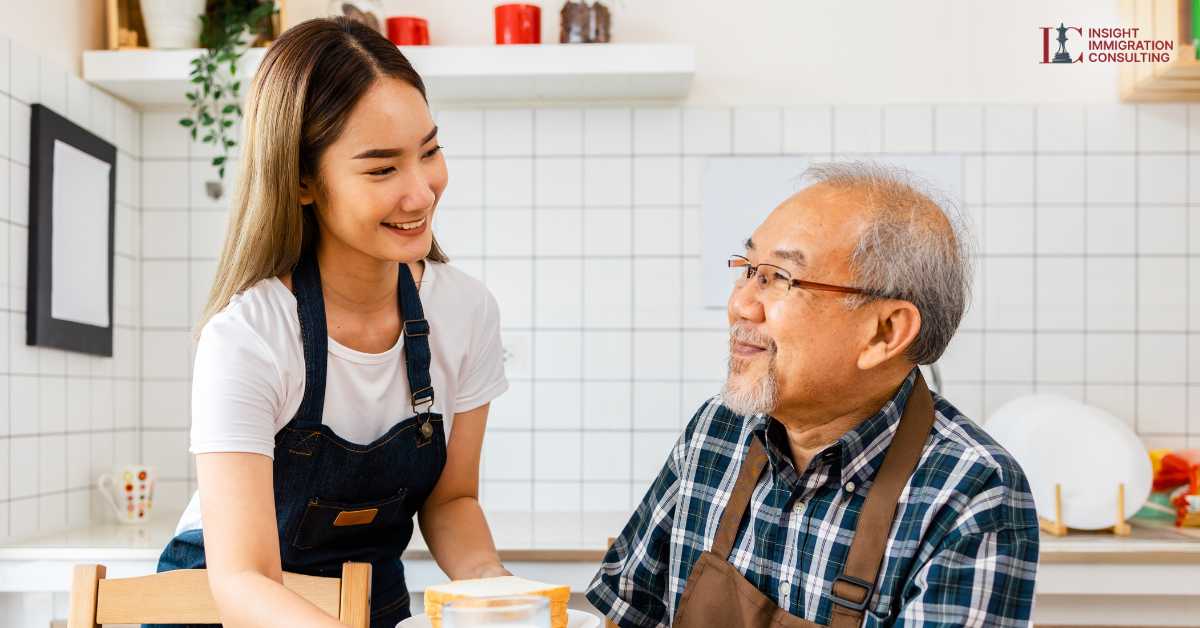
[97,465,156,524]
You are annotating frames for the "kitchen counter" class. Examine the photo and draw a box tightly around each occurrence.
[7,510,1199,562]
[0,511,631,595]
[0,511,629,565]
[2,513,1199,625]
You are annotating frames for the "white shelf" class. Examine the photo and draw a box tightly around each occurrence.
[83,43,694,108]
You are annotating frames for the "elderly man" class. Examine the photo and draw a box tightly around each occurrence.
[587,162,1039,627]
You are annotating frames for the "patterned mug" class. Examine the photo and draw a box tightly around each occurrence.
[97,465,156,524]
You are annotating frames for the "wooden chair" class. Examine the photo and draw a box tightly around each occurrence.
[67,562,372,627]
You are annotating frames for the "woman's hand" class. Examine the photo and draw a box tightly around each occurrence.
[467,562,512,579]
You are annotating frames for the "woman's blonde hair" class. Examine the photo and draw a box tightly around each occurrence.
[197,17,448,335]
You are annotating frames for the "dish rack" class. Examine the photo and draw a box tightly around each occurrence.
[1038,483,1132,537]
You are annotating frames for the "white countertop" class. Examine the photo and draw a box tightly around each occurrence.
[3,513,1200,624]
[0,511,631,562]
[3,512,1200,591]
[3,510,1199,562]
[1037,517,1200,560]
[0,511,635,594]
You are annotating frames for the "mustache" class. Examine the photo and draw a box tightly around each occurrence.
[729,324,776,354]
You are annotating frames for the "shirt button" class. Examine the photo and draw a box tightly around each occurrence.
[779,581,789,596]
[793,500,807,514]
[844,481,856,493]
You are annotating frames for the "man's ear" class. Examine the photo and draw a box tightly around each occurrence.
[856,301,922,370]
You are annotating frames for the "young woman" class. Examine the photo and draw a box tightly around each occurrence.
[150,18,510,628]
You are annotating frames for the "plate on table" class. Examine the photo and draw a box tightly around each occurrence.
[983,394,1152,530]
[398,608,602,628]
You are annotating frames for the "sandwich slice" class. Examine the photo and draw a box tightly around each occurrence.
[423,576,570,628]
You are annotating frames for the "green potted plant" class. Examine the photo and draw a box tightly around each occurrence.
[180,0,277,199]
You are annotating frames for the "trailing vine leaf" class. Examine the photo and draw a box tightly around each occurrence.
[179,0,278,187]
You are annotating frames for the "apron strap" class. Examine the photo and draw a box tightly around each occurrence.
[397,262,435,415]
[291,252,328,427]
[828,371,935,628]
[289,255,437,425]
[710,434,769,560]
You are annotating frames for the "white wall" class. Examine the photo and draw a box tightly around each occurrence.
[0,3,1195,623]
[132,100,1200,516]
[0,0,1193,526]
[0,34,143,542]
[291,0,1126,104]
[0,0,104,77]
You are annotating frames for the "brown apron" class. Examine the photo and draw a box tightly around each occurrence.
[673,374,935,628]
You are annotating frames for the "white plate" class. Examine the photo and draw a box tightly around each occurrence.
[398,608,602,628]
[983,394,1151,530]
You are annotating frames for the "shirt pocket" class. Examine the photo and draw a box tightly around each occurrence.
[290,489,409,551]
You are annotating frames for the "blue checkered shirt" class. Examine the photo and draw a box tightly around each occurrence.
[587,370,1040,627]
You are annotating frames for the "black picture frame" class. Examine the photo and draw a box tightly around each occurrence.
[27,104,117,356]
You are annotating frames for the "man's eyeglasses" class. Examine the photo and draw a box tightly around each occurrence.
[727,255,882,299]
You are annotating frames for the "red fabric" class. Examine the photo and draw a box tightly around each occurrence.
[1154,449,1200,491]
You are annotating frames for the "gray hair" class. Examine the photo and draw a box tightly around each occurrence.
[798,161,973,365]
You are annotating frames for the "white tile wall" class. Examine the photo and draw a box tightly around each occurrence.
[0,36,141,542]
[127,98,1200,515]
[883,105,933,154]
[39,84,1188,521]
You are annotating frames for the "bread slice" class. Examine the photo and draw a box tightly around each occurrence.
[423,576,570,628]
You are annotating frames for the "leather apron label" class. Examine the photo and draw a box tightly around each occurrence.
[333,508,379,527]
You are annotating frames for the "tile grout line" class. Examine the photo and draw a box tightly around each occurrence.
[76,74,91,526]
[929,105,936,156]
[1083,106,1090,410]
[1032,107,1038,392]
[980,105,988,416]
[1187,105,1192,444]
[628,107,636,503]
[528,109,539,512]
[955,129,966,406]
[677,107,685,446]
[31,53,41,536]
[3,34,10,540]
[574,109,587,515]
[182,107,191,495]
[1133,105,1140,434]
[879,106,885,154]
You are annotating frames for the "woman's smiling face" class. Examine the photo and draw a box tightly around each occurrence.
[301,76,447,263]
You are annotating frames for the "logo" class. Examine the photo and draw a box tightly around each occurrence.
[1040,23,1083,63]
[1039,23,1173,64]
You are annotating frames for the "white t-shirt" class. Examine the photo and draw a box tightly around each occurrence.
[175,261,508,535]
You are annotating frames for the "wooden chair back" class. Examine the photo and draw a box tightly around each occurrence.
[66,562,372,627]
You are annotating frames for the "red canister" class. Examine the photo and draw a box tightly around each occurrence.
[494,4,541,44]
[386,16,430,45]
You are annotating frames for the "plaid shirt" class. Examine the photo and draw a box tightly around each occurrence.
[587,369,1040,627]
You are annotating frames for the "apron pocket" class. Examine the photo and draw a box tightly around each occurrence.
[291,489,409,550]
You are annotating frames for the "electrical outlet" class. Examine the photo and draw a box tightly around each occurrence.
[502,332,532,378]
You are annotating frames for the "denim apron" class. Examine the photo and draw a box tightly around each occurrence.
[148,252,447,628]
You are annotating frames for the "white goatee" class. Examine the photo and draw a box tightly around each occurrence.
[720,324,779,417]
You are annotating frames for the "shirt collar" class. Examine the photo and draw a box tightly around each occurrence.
[750,368,920,488]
